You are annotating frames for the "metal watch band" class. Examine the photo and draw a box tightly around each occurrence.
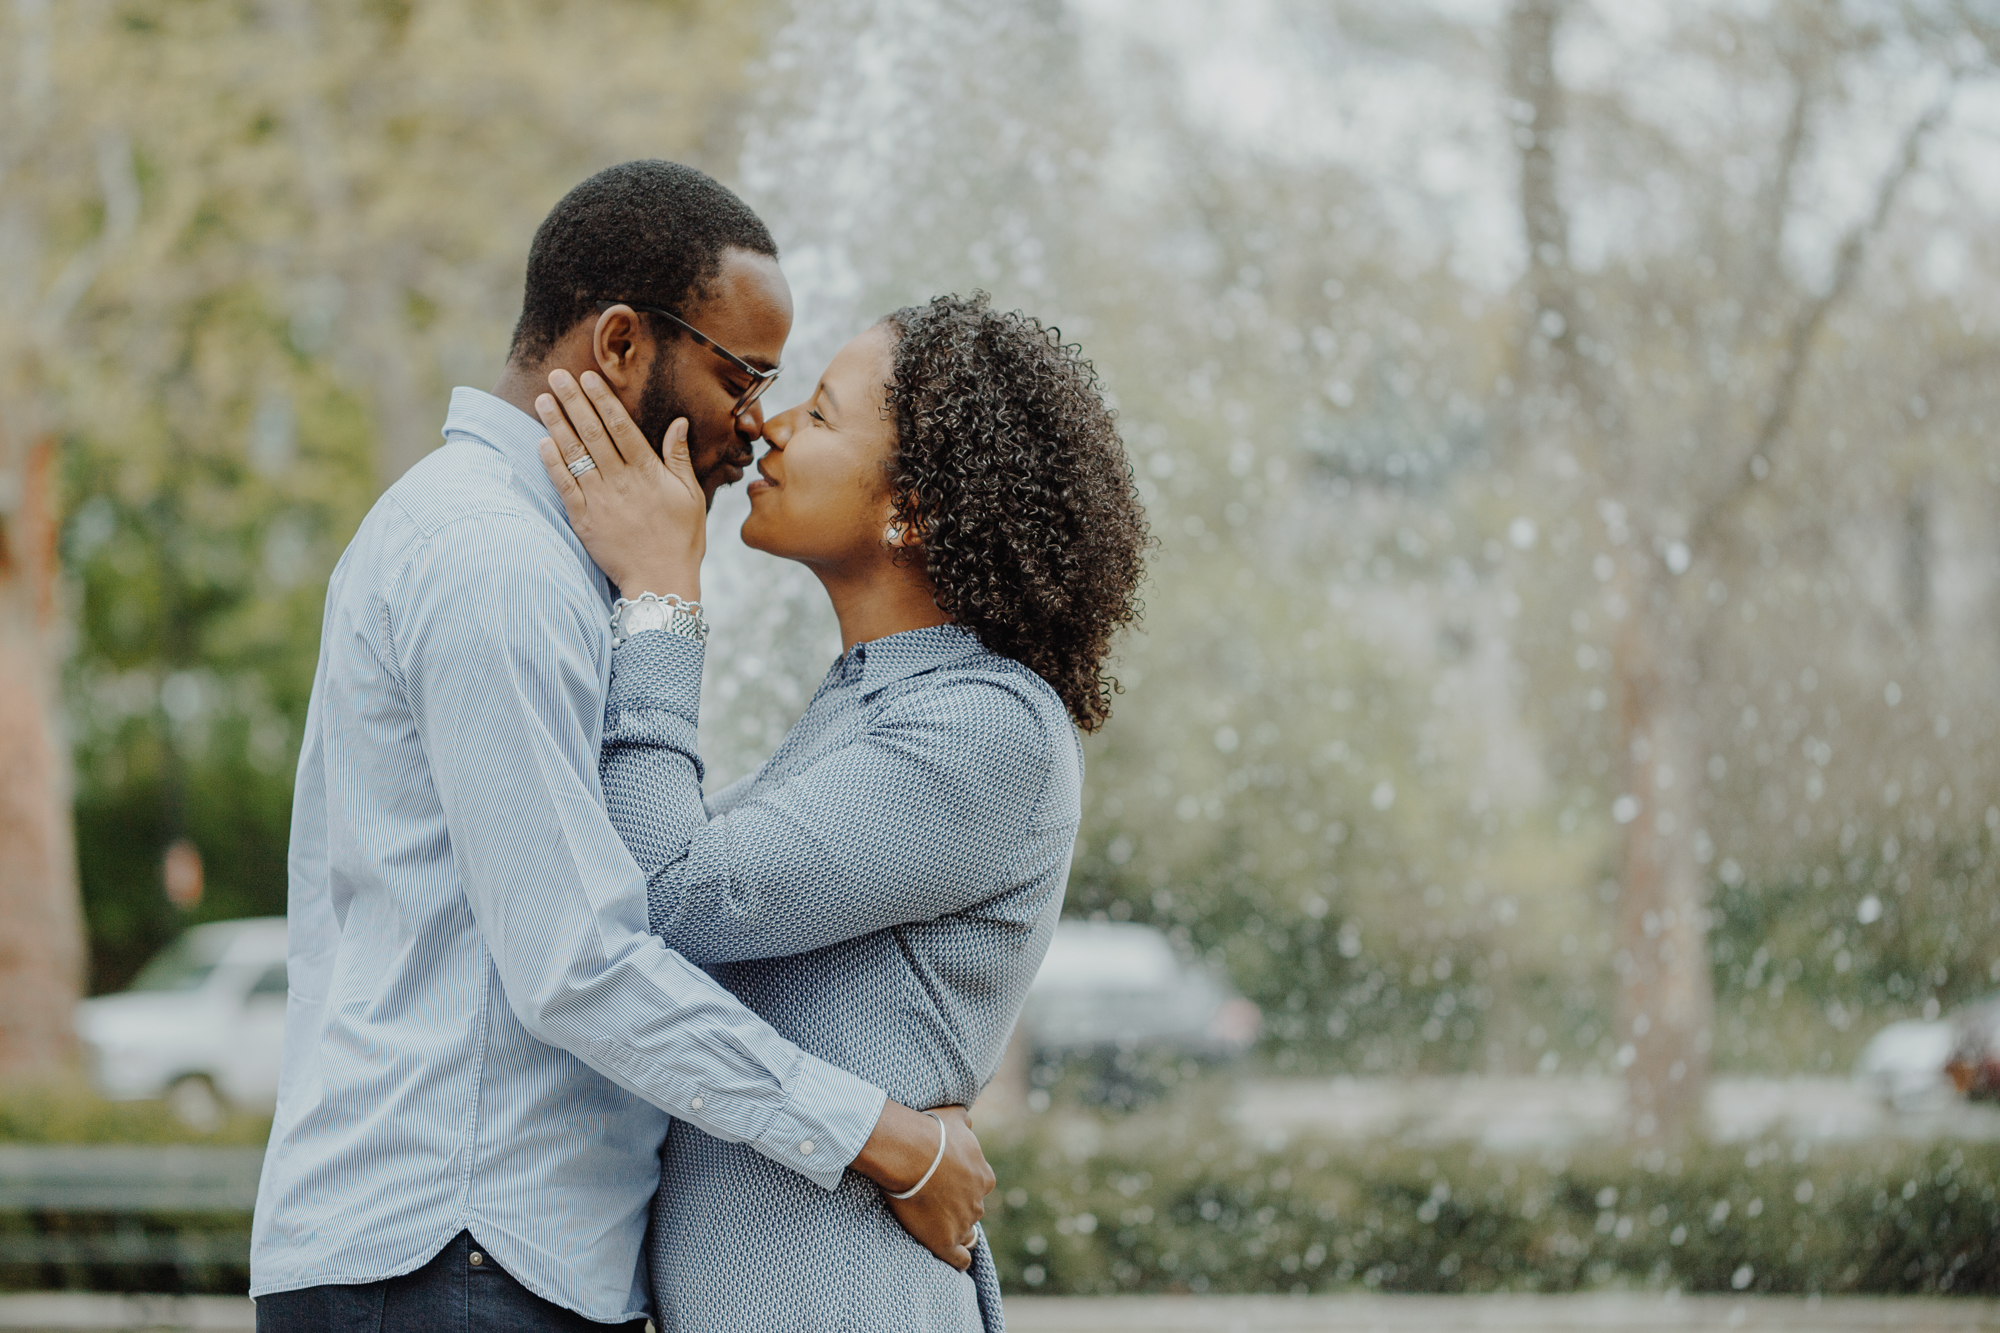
[610,592,708,647]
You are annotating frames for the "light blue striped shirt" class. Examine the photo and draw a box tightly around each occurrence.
[250,388,886,1323]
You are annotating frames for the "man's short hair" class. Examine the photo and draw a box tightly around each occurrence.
[507,160,778,364]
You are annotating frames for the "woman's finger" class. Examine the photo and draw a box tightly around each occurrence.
[577,371,655,468]
[536,437,588,526]
[534,391,601,489]
[660,418,694,491]
[548,369,626,468]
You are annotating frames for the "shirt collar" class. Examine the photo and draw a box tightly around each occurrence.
[441,386,559,500]
[848,624,987,695]
[440,385,614,606]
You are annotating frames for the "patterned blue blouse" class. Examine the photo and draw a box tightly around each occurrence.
[599,623,1081,1333]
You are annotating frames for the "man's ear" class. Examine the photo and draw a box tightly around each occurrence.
[591,305,651,393]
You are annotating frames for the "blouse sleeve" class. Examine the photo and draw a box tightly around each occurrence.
[600,631,1055,965]
[703,769,760,819]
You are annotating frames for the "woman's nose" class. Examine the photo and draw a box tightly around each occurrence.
[758,404,797,448]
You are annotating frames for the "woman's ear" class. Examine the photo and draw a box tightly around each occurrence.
[591,305,650,392]
[882,499,925,549]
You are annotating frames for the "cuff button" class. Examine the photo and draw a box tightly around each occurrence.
[690,1097,704,1110]
[799,1140,816,1155]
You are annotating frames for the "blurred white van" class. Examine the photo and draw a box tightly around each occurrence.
[1021,919,1261,1061]
[75,916,288,1129]
[1853,1017,1956,1112]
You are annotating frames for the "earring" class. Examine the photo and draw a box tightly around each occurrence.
[884,524,904,545]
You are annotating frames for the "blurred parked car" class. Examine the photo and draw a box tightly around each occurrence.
[75,917,288,1129]
[1946,993,2000,1103]
[1853,1018,1957,1111]
[1018,919,1260,1104]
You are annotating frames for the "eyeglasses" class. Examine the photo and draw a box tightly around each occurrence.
[596,300,781,418]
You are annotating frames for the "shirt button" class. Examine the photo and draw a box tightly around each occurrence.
[469,1251,483,1266]
[690,1097,704,1110]
[799,1140,816,1156]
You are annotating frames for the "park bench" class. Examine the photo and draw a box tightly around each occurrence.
[0,1146,260,1271]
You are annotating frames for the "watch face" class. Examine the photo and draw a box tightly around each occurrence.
[614,599,706,644]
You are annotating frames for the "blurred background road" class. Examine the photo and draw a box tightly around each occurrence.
[2,1293,1997,1333]
[1230,1075,2000,1150]
[1007,1296,2000,1332]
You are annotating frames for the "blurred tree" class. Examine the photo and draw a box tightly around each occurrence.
[720,0,1593,1076]
[13,0,2000,1097]
[723,0,2000,1093]
[4,0,776,998]
[1500,0,1991,1136]
[0,0,116,1075]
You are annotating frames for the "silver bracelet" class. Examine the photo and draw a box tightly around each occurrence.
[885,1111,948,1200]
[610,591,708,646]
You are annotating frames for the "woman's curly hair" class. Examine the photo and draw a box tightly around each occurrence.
[880,292,1149,732]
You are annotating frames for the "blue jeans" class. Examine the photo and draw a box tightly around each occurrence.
[255,1231,649,1332]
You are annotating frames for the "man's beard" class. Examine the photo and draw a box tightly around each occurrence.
[633,352,686,462]
[634,353,728,510]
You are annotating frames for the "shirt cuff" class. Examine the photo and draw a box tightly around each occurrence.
[607,627,704,723]
[749,1053,888,1191]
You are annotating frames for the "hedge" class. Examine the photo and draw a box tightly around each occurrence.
[980,1110,2000,1296]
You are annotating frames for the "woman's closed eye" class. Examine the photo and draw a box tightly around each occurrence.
[808,408,827,424]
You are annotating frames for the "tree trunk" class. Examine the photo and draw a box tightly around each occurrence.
[1901,478,1931,630]
[1611,579,1712,1139]
[1508,0,1716,1143]
[0,430,84,1076]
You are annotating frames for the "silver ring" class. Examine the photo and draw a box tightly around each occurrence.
[567,455,598,478]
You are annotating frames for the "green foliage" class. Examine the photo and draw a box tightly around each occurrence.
[981,1108,2000,1297]
[0,1220,252,1298]
[1066,628,1522,1076]
[1709,835,2000,1071]
[31,0,2000,1102]
[1714,835,2000,1011]
[0,1083,264,1297]
[0,1079,270,1147]
[1032,173,1607,1080]
[63,367,378,991]
[36,0,780,993]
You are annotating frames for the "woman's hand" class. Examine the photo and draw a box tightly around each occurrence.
[855,1102,994,1271]
[535,368,705,601]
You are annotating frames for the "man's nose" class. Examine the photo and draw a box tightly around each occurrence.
[735,398,767,438]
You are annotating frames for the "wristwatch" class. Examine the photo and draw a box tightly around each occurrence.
[610,592,709,647]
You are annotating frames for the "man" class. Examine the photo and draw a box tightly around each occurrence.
[251,161,993,1331]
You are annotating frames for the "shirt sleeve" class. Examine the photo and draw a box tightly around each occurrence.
[392,515,883,1189]
[600,630,1055,966]
[273,646,338,1119]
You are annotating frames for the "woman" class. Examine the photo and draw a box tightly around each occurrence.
[535,293,1146,1332]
